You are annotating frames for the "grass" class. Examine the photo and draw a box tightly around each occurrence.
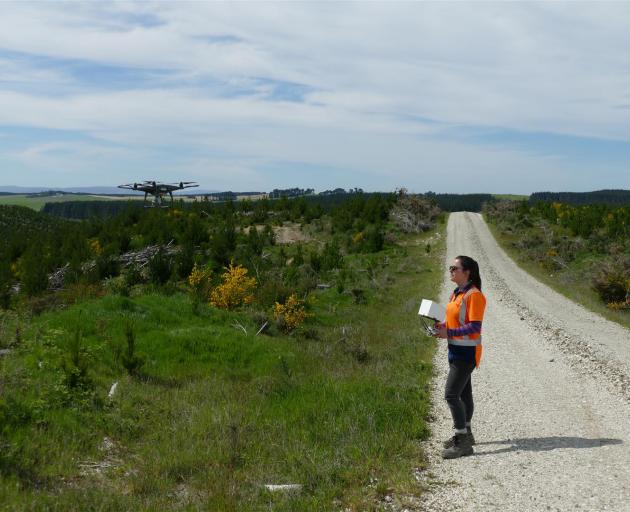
[484,215,630,330]
[0,222,446,510]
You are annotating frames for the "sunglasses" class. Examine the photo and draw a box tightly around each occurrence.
[448,266,463,272]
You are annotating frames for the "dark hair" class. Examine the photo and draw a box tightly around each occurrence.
[456,255,482,291]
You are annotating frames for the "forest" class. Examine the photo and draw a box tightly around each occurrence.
[2,192,398,304]
[529,189,630,206]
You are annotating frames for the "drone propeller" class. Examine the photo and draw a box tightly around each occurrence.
[163,181,198,189]
[118,183,142,190]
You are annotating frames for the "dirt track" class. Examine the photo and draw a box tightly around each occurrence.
[419,212,630,512]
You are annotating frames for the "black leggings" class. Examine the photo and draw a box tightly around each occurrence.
[444,360,475,430]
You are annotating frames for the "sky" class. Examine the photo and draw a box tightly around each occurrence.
[1,2,630,194]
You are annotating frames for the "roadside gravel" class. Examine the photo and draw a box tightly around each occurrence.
[417,212,630,512]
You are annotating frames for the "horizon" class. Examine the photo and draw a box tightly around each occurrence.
[2,184,628,197]
[2,3,630,193]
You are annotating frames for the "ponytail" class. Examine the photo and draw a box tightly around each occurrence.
[456,255,482,291]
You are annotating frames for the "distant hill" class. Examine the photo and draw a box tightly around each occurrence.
[530,189,630,206]
[0,186,219,195]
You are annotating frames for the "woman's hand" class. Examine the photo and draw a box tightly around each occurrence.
[433,322,447,339]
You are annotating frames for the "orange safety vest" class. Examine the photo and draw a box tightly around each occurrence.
[446,286,486,367]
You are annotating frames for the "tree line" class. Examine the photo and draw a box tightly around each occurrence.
[530,189,630,206]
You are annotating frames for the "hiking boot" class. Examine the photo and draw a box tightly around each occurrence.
[443,429,475,449]
[441,433,474,459]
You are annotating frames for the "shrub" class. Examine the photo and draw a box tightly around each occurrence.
[121,319,145,375]
[61,322,92,390]
[309,249,322,272]
[592,257,630,304]
[175,243,195,280]
[336,268,348,294]
[256,274,292,309]
[210,263,257,310]
[188,263,212,295]
[362,226,385,253]
[351,288,366,304]
[248,308,271,335]
[273,294,311,333]
[210,221,237,266]
[390,190,440,233]
[122,263,144,287]
[20,249,49,297]
[188,263,212,313]
[148,248,172,285]
[308,240,343,273]
[607,299,630,311]
[0,261,12,309]
[349,226,385,254]
[292,244,304,266]
[59,282,104,305]
[283,264,318,296]
[103,276,129,296]
[321,240,344,270]
[89,238,103,256]
[94,254,120,280]
[245,226,264,256]
[346,342,370,363]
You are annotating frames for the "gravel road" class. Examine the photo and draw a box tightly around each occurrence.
[418,212,630,512]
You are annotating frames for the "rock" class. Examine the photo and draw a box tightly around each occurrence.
[108,381,119,399]
[263,484,302,493]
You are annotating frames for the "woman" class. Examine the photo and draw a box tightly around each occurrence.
[433,255,486,459]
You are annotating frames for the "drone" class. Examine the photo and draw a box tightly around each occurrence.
[118,181,199,207]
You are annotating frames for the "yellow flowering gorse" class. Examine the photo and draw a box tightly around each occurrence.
[210,263,256,310]
[273,293,311,332]
[89,238,103,255]
[607,300,630,311]
[188,263,212,297]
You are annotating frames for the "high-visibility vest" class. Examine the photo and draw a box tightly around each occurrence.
[446,286,485,367]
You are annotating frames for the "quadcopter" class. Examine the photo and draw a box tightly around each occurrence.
[118,181,199,207]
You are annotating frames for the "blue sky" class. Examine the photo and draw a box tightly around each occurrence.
[1,2,630,193]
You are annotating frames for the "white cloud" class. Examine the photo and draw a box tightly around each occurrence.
[1,2,630,191]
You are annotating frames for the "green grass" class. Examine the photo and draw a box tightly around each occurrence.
[0,194,121,211]
[484,215,630,330]
[0,224,445,510]
[491,194,529,201]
